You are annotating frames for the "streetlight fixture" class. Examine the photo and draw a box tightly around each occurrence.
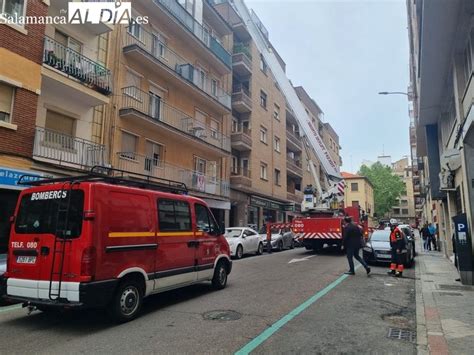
[378,91,409,96]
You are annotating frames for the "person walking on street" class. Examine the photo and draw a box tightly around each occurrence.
[428,223,437,251]
[343,216,371,276]
[387,219,407,277]
[421,222,430,251]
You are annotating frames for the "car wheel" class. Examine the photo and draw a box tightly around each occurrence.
[108,278,143,323]
[278,240,283,251]
[256,243,264,255]
[212,261,228,290]
[236,245,243,259]
[290,239,295,249]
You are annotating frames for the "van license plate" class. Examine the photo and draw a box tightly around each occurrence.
[17,256,36,264]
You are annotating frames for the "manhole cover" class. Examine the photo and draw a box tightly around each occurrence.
[387,328,416,342]
[203,310,242,321]
[437,284,474,292]
[436,292,463,297]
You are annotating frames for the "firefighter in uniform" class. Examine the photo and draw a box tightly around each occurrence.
[387,218,406,277]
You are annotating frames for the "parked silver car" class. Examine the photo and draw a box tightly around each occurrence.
[259,226,295,251]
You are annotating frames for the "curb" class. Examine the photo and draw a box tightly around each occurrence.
[415,249,429,354]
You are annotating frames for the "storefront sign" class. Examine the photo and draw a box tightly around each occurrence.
[0,167,43,189]
[250,196,295,212]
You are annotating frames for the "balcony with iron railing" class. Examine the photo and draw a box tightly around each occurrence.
[117,152,230,197]
[232,84,252,113]
[153,0,232,68]
[287,189,303,203]
[119,87,230,152]
[230,166,252,188]
[232,43,252,77]
[286,127,302,151]
[286,157,303,177]
[231,124,252,151]
[43,36,112,96]
[123,27,231,110]
[33,127,107,169]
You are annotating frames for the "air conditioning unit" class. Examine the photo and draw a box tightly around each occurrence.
[176,64,194,82]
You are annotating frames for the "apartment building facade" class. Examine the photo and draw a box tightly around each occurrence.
[341,172,374,226]
[107,0,233,226]
[407,0,474,268]
[391,158,416,225]
[212,1,297,229]
[0,0,49,253]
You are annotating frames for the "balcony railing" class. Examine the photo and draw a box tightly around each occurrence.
[33,127,107,169]
[286,128,302,148]
[153,0,232,68]
[117,152,230,197]
[120,87,230,151]
[287,157,303,176]
[232,84,252,110]
[123,28,231,109]
[233,43,252,59]
[43,37,112,95]
[230,167,251,188]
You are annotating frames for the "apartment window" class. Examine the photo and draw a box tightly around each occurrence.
[259,54,267,74]
[128,19,142,40]
[0,83,14,123]
[273,104,280,120]
[1,0,25,18]
[194,156,207,174]
[211,79,218,96]
[149,92,161,120]
[97,34,109,66]
[274,169,281,186]
[152,33,166,58]
[210,119,219,140]
[120,131,138,160]
[231,156,238,174]
[145,141,163,172]
[351,201,359,208]
[124,70,142,99]
[260,126,267,144]
[402,209,409,215]
[260,162,268,180]
[274,136,280,153]
[43,110,76,150]
[260,90,267,109]
[401,199,408,206]
[196,68,206,89]
[351,183,358,192]
[178,0,195,16]
[393,208,400,215]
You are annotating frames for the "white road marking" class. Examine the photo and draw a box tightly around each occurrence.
[288,255,315,264]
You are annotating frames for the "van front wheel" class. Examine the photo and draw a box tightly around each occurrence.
[108,279,143,323]
[212,261,228,290]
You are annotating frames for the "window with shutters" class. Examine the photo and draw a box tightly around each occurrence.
[124,70,142,99]
[210,119,219,140]
[120,131,138,160]
[0,83,14,123]
[144,140,163,172]
[44,110,76,149]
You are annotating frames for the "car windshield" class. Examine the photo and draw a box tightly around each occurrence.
[370,231,390,242]
[225,229,242,238]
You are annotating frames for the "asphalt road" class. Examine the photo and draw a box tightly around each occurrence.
[0,247,416,354]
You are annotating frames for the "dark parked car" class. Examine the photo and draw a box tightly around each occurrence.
[363,230,414,267]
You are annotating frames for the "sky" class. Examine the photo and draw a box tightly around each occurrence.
[245,0,410,173]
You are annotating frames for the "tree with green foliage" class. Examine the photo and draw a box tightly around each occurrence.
[358,162,405,218]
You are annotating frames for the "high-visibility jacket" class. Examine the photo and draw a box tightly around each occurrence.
[390,227,406,250]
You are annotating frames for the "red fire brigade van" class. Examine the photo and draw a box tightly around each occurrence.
[0,168,232,322]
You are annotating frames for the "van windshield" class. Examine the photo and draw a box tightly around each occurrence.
[15,190,84,238]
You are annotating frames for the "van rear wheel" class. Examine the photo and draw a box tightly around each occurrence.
[212,261,228,290]
[108,278,143,323]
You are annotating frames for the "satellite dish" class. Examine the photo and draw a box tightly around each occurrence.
[440,149,462,171]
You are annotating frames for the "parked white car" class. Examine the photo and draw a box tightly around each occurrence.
[225,227,264,259]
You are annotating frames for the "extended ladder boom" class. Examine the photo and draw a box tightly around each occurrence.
[233,0,342,181]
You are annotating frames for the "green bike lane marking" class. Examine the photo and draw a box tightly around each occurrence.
[236,266,361,355]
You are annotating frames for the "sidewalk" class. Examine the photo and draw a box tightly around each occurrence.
[416,236,474,354]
